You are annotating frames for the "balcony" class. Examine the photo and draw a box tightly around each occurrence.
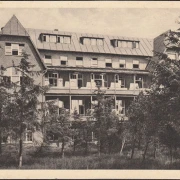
[46,86,148,96]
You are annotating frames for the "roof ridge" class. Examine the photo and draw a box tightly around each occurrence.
[26,28,153,41]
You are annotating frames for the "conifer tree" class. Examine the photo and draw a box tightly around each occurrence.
[7,52,48,168]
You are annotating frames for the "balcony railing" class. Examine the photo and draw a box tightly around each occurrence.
[46,85,148,95]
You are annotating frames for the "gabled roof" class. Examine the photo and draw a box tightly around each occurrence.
[26,28,153,57]
[154,30,170,54]
[1,15,29,36]
[0,15,46,70]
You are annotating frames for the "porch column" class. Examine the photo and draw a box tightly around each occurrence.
[70,95,72,114]
[133,74,136,84]
[91,95,92,109]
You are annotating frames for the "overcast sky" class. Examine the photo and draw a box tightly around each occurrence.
[0,8,180,39]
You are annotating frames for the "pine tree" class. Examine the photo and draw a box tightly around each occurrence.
[7,52,48,168]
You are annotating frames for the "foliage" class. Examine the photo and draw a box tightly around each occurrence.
[5,52,48,167]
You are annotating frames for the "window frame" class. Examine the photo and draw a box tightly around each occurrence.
[133,60,139,69]
[48,73,58,87]
[91,57,98,67]
[5,43,25,56]
[76,57,83,66]
[44,55,52,65]
[119,59,126,68]
[105,59,112,68]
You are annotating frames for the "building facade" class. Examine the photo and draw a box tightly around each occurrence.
[0,15,153,142]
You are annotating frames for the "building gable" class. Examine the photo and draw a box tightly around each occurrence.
[0,15,46,71]
[1,15,29,36]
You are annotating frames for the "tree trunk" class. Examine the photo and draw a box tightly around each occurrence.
[98,130,101,156]
[0,130,2,154]
[131,136,136,159]
[84,140,88,155]
[142,139,150,161]
[153,140,156,159]
[19,124,23,168]
[73,140,76,154]
[138,133,142,150]
[170,146,173,164]
[120,137,126,155]
[0,110,2,154]
[61,139,65,158]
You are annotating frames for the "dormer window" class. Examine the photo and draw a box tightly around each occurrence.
[111,39,139,49]
[82,37,104,46]
[41,34,71,44]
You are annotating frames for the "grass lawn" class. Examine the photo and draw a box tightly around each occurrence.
[0,143,180,169]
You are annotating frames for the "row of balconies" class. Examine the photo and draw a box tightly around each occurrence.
[45,78,146,95]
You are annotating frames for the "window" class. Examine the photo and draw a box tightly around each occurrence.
[20,76,29,86]
[91,39,96,46]
[105,59,112,68]
[41,34,71,44]
[48,73,58,86]
[122,41,127,48]
[94,74,103,86]
[135,75,143,88]
[11,67,21,84]
[168,53,176,60]
[19,44,25,55]
[60,56,68,66]
[50,35,56,43]
[78,73,83,88]
[70,73,77,79]
[84,38,91,45]
[91,58,98,66]
[2,76,11,84]
[97,39,103,46]
[57,36,64,43]
[119,59,126,68]
[76,57,83,66]
[5,43,25,56]
[24,130,33,142]
[44,55,52,65]
[71,100,84,115]
[83,37,104,46]
[117,41,122,47]
[132,41,139,49]
[115,75,125,88]
[133,60,139,69]
[119,76,125,88]
[116,100,125,115]
[42,35,46,42]
[47,131,59,141]
[64,36,71,44]
[116,40,139,49]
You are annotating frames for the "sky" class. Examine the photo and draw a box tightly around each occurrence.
[0,8,180,39]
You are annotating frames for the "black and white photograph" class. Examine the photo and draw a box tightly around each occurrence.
[1,2,180,174]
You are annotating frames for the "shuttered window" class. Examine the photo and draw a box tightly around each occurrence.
[76,57,83,66]
[105,59,112,68]
[83,37,104,46]
[91,58,98,66]
[60,56,68,65]
[44,55,52,65]
[5,43,25,56]
[119,59,126,68]
[133,60,139,69]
